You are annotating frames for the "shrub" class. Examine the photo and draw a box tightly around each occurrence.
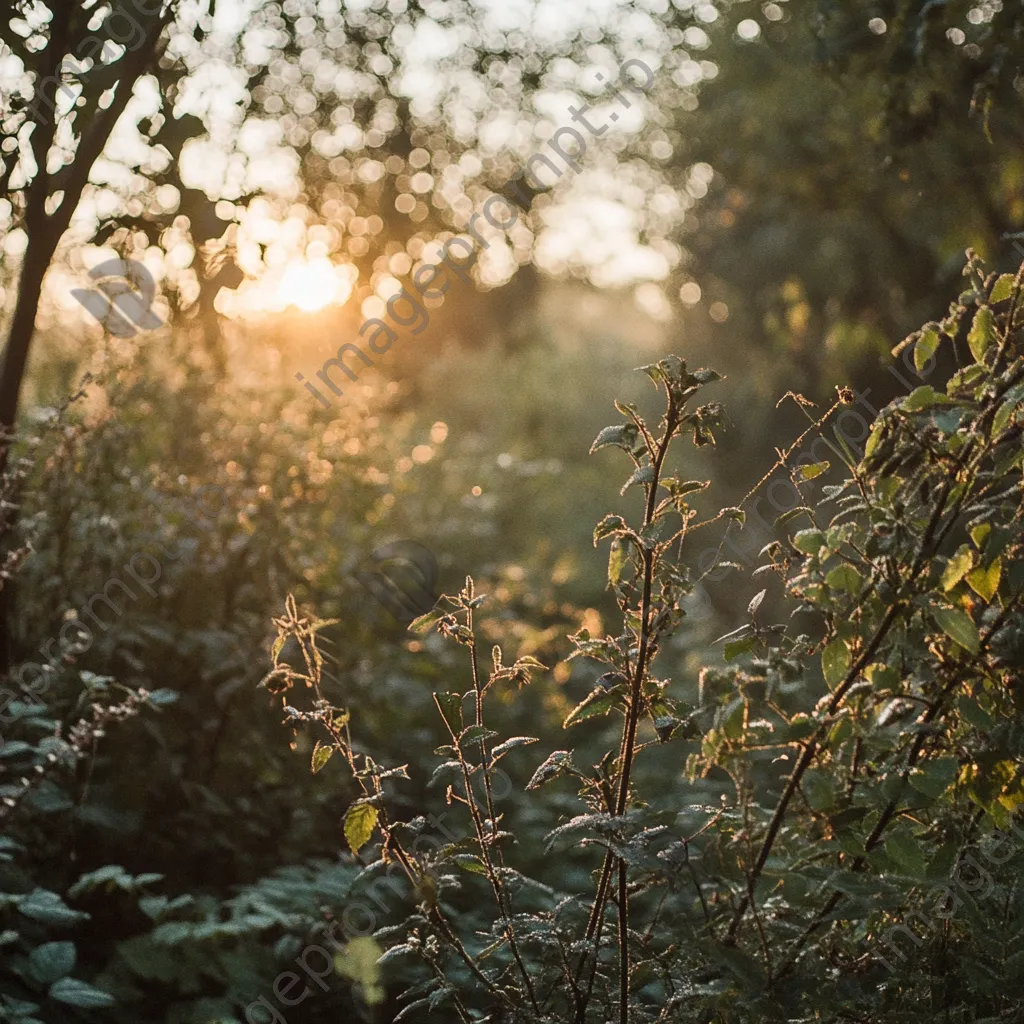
[268,253,1024,1023]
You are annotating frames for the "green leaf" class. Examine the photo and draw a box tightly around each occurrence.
[29,942,75,984]
[774,506,812,526]
[564,687,621,728]
[909,757,959,800]
[458,725,498,744]
[526,750,576,790]
[593,514,627,545]
[821,639,851,687]
[802,770,835,812]
[968,306,995,364]
[343,803,379,856]
[914,328,939,371]
[18,890,89,926]
[620,464,655,495]
[491,736,538,758]
[589,423,638,455]
[941,545,975,591]
[607,538,627,587]
[990,273,1015,303]
[902,386,949,412]
[433,692,463,735]
[932,606,981,654]
[826,564,862,595]
[311,741,334,774]
[885,829,926,878]
[451,854,488,875]
[792,529,825,555]
[48,978,115,1009]
[799,461,829,480]
[966,558,1002,602]
[724,636,756,662]
[970,523,991,550]
[408,609,441,634]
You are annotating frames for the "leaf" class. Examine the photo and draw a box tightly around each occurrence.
[968,306,995,364]
[564,687,621,728]
[724,636,756,662]
[941,545,975,591]
[970,523,991,550]
[792,529,825,555]
[990,273,1015,303]
[775,506,812,526]
[620,464,655,495]
[885,829,926,878]
[909,757,959,799]
[343,803,379,856]
[311,741,334,774]
[593,514,627,545]
[722,507,745,525]
[451,854,487,875]
[932,606,981,654]
[17,890,89,926]
[822,639,851,688]
[29,942,75,984]
[966,558,1002,603]
[408,609,441,634]
[747,589,766,617]
[825,564,862,595]
[458,725,497,744]
[665,478,709,498]
[799,461,829,480]
[589,423,638,455]
[433,692,463,735]
[914,328,939,371]
[526,750,576,790]
[491,736,538,758]
[48,978,115,1009]
[607,538,627,587]
[902,386,950,412]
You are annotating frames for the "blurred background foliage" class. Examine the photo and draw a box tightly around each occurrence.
[0,0,1022,1020]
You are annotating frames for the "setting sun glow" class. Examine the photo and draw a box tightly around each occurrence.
[271,258,353,312]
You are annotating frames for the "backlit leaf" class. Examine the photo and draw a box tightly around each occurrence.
[932,606,981,654]
[343,803,379,856]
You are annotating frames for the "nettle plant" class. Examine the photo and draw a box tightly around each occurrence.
[266,254,1024,1023]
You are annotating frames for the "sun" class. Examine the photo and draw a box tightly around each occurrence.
[272,257,353,312]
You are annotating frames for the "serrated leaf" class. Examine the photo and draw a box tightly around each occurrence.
[914,328,939,371]
[822,639,851,687]
[344,803,379,856]
[311,741,334,774]
[458,725,497,744]
[966,558,1001,602]
[932,606,981,654]
[564,687,621,728]
[589,423,638,455]
[491,736,538,758]
[593,514,627,545]
[621,464,655,495]
[526,750,575,790]
[968,306,995,364]
[941,545,975,591]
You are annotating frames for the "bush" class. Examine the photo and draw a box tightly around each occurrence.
[267,253,1024,1023]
